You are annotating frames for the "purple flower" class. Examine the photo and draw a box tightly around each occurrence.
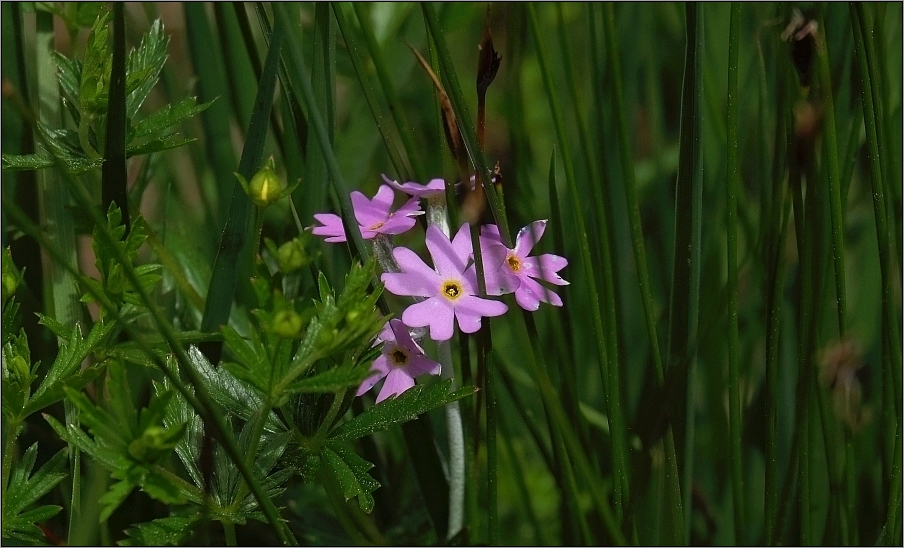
[357,319,442,403]
[480,221,569,311]
[382,224,508,341]
[312,184,423,243]
[382,174,446,198]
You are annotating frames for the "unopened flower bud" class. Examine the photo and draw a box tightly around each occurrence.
[273,310,303,338]
[248,157,283,208]
[2,271,17,301]
[277,238,307,273]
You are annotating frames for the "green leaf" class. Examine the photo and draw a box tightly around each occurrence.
[99,474,138,523]
[284,362,371,396]
[330,379,478,441]
[1,444,67,542]
[121,514,202,546]
[322,444,379,514]
[79,6,111,115]
[0,153,55,171]
[126,134,197,158]
[131,97,214,141]
[125,19,169,118]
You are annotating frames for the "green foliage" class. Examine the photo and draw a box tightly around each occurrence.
[1,444,68,544]
[80,205,161,314]
[0,7,212,173]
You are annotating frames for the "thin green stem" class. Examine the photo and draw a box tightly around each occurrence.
[223,521,237,547]
[726,3,745,542]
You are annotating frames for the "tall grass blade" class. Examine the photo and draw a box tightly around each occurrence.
[331,3,412,181]
[851,4,903,542]
[725,3,745,542]
[199,16,284,362]
[601,3,684,542]
[101,2,129,235]
[526,4,630,528]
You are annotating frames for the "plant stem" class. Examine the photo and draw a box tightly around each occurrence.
[223,521,237,547]
[436,340,465,540]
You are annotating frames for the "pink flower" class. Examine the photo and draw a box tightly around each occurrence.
[357,319,441,403]
[312,184,423,243]
[381,174,446,198]
[480,221,569,311]
[382,224,508,341]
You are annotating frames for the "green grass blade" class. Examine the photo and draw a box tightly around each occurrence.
[183,3,239,228]
[101,2,129,234]
[600,3,683,542]
[350,2,426,181]
[199,15,284,361]
[331,2,412,181]
[725,3,745,542]
[419,2,510,245]
[526,6,630,526]
[272,3,370,263]
[851,5,903,542]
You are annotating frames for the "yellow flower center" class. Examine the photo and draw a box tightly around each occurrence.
[390,347,409,367]
[369,221,385,231]
[506,254,522,272]
[442,280,463,301]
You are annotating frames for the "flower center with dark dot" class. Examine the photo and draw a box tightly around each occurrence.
[390,347,409,366]
[506,254,522,272]
[442,281,463,301]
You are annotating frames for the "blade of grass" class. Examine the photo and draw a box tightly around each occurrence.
[349,2,426,181]
[101,2,129,234]
[497,410,550,545]
[725,3,745,542]
[331,2,412,181]
[851,5,903,542]
[600,3,684,542]
[199,12,284,363]
[184,3,238,229]
[526,6,630,529]
[272,3,370,263]
[419,2,510,245]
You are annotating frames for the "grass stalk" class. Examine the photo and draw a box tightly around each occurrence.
[725,3,745,542]
[527,5,630,524]
[850,5,903,541]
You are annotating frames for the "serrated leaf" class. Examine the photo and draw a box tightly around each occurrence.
[54,51,82,114]
[79,7,111,115]
[131,97,214,141]
[322,445,379,513]
[284,362,370,396]
[126,134,196,157]
[126,19,168,118]
[185,345,285,433]
[99,475,137,523]
[22,364,104,418]
[1,444,68,541]
[1,153,55,171]
[330,379,478,440]
[120,514,202,546]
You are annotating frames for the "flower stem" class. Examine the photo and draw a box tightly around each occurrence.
[437,340,465,540]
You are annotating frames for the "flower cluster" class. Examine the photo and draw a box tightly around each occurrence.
[311,175,569,400]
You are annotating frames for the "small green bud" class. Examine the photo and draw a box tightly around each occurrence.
[8,354,30,383]
[248,157,283,208]
[128,425,172,463]
[2,272,17,301]
[277,238,307,273]
[273,309,303,338]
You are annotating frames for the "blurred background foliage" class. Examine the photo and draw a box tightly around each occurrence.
[1,2,901,545]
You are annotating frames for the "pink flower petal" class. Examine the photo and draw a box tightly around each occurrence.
[377,368,416,402]
[521,254,570,285]
[402,298,455,341]
[426,224,470,278]
[382,248,441,297]
[516,276,563,309]
[382,174,446,198]
[453,295,508,333]
[514,220,547,256]
[312,213,348,243]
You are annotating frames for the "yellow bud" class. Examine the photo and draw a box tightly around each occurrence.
[248,158,283,208]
